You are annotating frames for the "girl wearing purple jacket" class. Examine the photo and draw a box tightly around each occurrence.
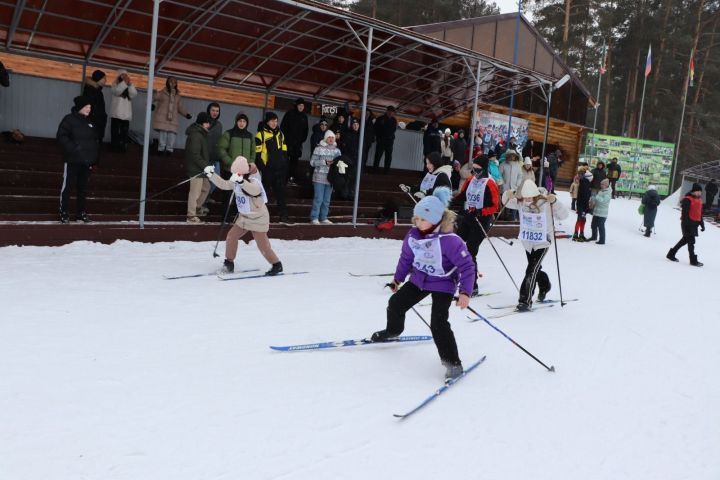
[371,187,476,382]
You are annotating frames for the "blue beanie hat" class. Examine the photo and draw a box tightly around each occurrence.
[413,187,451,224]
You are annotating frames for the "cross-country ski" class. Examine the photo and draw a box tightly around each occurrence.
[269,335,433,352]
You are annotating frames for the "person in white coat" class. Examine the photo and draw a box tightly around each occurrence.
[109,69,137,153]
[500,150,523,219]
[502,179,569,311]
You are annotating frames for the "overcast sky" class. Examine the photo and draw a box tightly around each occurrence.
[494,0,522,14]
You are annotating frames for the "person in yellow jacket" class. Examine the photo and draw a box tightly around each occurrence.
[255,111,289,223]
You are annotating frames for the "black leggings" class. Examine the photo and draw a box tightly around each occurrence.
[385,282,460,364]
[457,213,490,290]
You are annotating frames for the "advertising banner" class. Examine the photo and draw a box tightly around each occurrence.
[477,110,529,152]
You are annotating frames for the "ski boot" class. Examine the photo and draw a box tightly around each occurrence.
[442,360,464,382]
[516,302,531,312]
[265,261,283,276]
[538,281,551,302]
[221,259,234,274]
[370,330,400,342]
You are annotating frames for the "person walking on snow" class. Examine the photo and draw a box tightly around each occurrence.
[451,155,500,295]
[667,183,705,267]
[589,178,611,244]
[371,187,476,382]
[502,179,569,311]
[641,185,660,237]
[203,157,283,276]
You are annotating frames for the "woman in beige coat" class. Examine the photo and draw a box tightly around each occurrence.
[204,156,283,276]
[151,77,192,154]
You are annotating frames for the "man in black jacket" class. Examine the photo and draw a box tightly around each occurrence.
[256,111,289,222]
[280,98,309,186]
[56,96,100,223]
[607,157,622,198]
[372,105,398,174]
[82,70,107,144]
[423,118,442,156]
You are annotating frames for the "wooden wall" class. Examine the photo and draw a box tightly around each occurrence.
[0,52,273,108]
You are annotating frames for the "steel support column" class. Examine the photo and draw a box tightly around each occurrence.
[139,0,161,228]
[353,27,373,227]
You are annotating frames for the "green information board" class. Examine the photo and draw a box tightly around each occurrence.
[581,134,675,195]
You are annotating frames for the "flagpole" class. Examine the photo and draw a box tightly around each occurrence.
[631,45,651,198]
[590,40,606,157]
[670,49,693,194]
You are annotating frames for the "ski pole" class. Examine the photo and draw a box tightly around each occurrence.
[496,236,514,246]
[411,306,431,330]
[475,219,520,293]
[212,190,236,258]
[400,185,418,204]
[549,205,566,307]
[465,304,555,372]
[122,172,204,212]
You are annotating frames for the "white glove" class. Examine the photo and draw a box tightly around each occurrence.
[502,189,515,205]
[229,173,243,183]
[413,191,426,199]
[203,165,215,177]
[399,184,411,193]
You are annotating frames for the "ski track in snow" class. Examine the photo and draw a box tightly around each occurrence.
[0,192,719,479]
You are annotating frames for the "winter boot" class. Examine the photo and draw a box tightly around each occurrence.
[221,259,234,274]
[370,329,400,342]
[572,233,579,242]
[59,211,70,224]
[690,255,704,267]
[265,261,283,276]
[578,234,588,242]
[76,212,91,223]
[443,360,464,382]
[666,249,679,262]
[538,280,551,302]
[516,302,531,312]
[644,228,652,237]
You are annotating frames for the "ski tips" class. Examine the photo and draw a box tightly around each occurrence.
[549,365,556,372]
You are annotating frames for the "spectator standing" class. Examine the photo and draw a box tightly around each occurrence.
[151,76,192,155]
[440,129,454,164]
[704,179,718,211]
[521,157,536,186]
[667,183,705,266]
[451,129,468,165]
[280,98,309,186]
[341,117,361,166]
[569,169,580,211]
[0,60,9,88]
[310,117,329,153]
[255,111,289,223]
[607,157,622,198]
[218,112,254,215]
[590,160,607,194]
[572,168,593,241]
[423,118,443,156]
[589,178,612,244]
[641,185,660,237]
[184,112,212,223]
[205,102,223,198]
[372,105,397,174]
[56,95,99,223]
[360,109,375,172]
[547,148,563,190]
[309,130,341,224]
[82,70,108,144]
[109,69,137,153]
[500,150,523,219]
[487,151,503,191]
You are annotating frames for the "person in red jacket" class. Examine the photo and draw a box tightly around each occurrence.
[667,183,705,267]
[451,155,500,295]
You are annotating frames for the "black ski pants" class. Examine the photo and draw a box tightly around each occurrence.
[457,213,491,290]
[670,234,696,258]
[261,168,288,218]
[518,247,550,306]
[385,282,460,364]
[60,162,91,214]
[110,118,130,151]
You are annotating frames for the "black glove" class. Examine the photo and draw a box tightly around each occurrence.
[701,222,705,232]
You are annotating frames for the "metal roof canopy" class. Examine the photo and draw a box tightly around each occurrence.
[0,0,562,119]
[681,160,720,183]
[0,0,580,227]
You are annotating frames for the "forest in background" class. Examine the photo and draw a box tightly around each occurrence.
[322,0,720,173]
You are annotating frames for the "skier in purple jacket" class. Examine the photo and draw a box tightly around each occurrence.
[371,187,476,381]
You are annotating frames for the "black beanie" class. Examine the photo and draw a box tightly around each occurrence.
[196,112,211,124]
[235,112,249,124]
[73,95,92,110]
[690,183,703,193]
[295,97,305,105]
[473,155,489,171]
[91,70,106,82]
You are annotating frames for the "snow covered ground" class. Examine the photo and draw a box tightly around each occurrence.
[1,192,719,480]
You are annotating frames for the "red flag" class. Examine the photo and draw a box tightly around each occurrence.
[689,53,695,87]
[644,45,652,77]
